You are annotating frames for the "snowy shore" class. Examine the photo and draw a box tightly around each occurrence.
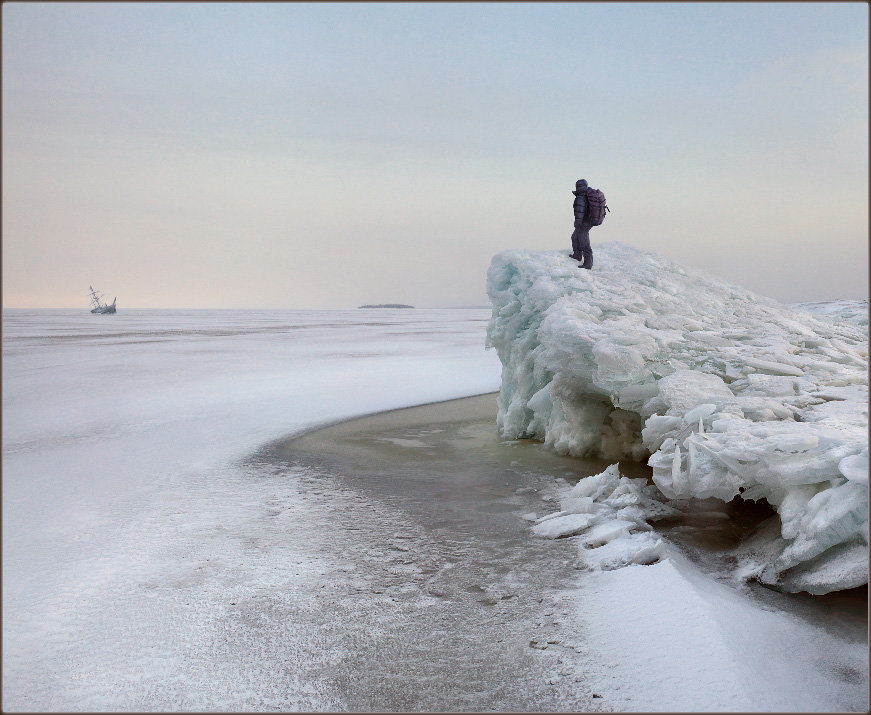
[2,309,501,710]
[486,243,868,594]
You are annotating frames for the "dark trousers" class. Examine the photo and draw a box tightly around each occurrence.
[571,221,593,269]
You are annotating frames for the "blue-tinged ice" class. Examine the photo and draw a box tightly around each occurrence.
[486,243,868,594]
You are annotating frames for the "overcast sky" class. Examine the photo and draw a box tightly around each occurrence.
[3,2,867,308]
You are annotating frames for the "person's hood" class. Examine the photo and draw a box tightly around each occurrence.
[572,179,588,195]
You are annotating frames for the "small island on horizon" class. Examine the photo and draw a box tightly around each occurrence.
[357,304,415,309]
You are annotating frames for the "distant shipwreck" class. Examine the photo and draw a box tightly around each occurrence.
[89,285,117,314]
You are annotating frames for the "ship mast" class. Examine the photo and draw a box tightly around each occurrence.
[89,285,103,308]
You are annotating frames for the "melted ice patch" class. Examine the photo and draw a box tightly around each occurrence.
[378,437,431,448]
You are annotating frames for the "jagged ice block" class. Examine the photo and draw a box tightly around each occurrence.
[486,242,868,594]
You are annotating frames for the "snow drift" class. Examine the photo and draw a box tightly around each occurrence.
[486,243,868,594]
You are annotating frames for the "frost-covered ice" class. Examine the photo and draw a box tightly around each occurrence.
[570,549,868,712]
[531,464,676,570]
[3,308,499,711]
[486,243,868,593]
[3,305,867,711]
[793,299,868,329]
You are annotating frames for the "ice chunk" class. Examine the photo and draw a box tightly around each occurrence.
[565,463,621,501]
[839,452,868,485]
[644,370,736,417]
[531,464,679,572]
[581,519,635,547]
[778,540,869,595]
[617,381,660,408]
[487,243,868,592]
[741,373,799,396]
[580,531,665,569]
[743,358,804,377]
[684,403,716,425]
[532,513,597,539]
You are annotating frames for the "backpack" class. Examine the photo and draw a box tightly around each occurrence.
[585,188,609,226]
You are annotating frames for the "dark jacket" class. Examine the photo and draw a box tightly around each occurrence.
[572,179,588,224]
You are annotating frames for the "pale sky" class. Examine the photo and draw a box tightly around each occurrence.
[3,2,868,308]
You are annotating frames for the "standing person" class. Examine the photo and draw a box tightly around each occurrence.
[570,179,608,269]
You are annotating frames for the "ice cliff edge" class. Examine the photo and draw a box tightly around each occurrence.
[486,242,868,594]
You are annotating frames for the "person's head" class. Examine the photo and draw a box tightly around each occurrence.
[576,179,588,189]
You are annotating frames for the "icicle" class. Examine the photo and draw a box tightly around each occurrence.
[698,414,705,436]
[672,444,682,494]
[687,440,696,485]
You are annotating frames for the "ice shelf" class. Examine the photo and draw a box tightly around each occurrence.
[486,242,868,594]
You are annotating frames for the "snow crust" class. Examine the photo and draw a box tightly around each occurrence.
[573,550,869,712]
[3,308,500,710]
[4,307,867,710]
[486,243,868,593]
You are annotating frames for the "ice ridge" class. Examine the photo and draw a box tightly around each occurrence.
[486,242,868,594]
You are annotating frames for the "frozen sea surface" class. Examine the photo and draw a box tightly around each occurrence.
[278,395,868,712]
[3,308,499,710]
[3,307,867,711]
[793,299,868,329]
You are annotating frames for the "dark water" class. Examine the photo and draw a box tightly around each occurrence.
[255,392,867,710]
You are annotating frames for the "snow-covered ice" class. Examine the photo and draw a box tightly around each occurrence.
[2,308,500,710]
[3,303,867,711]
[486,243,868,594]
[793,299,868,329]
[570,549,868,712]
[531,463,677,570]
